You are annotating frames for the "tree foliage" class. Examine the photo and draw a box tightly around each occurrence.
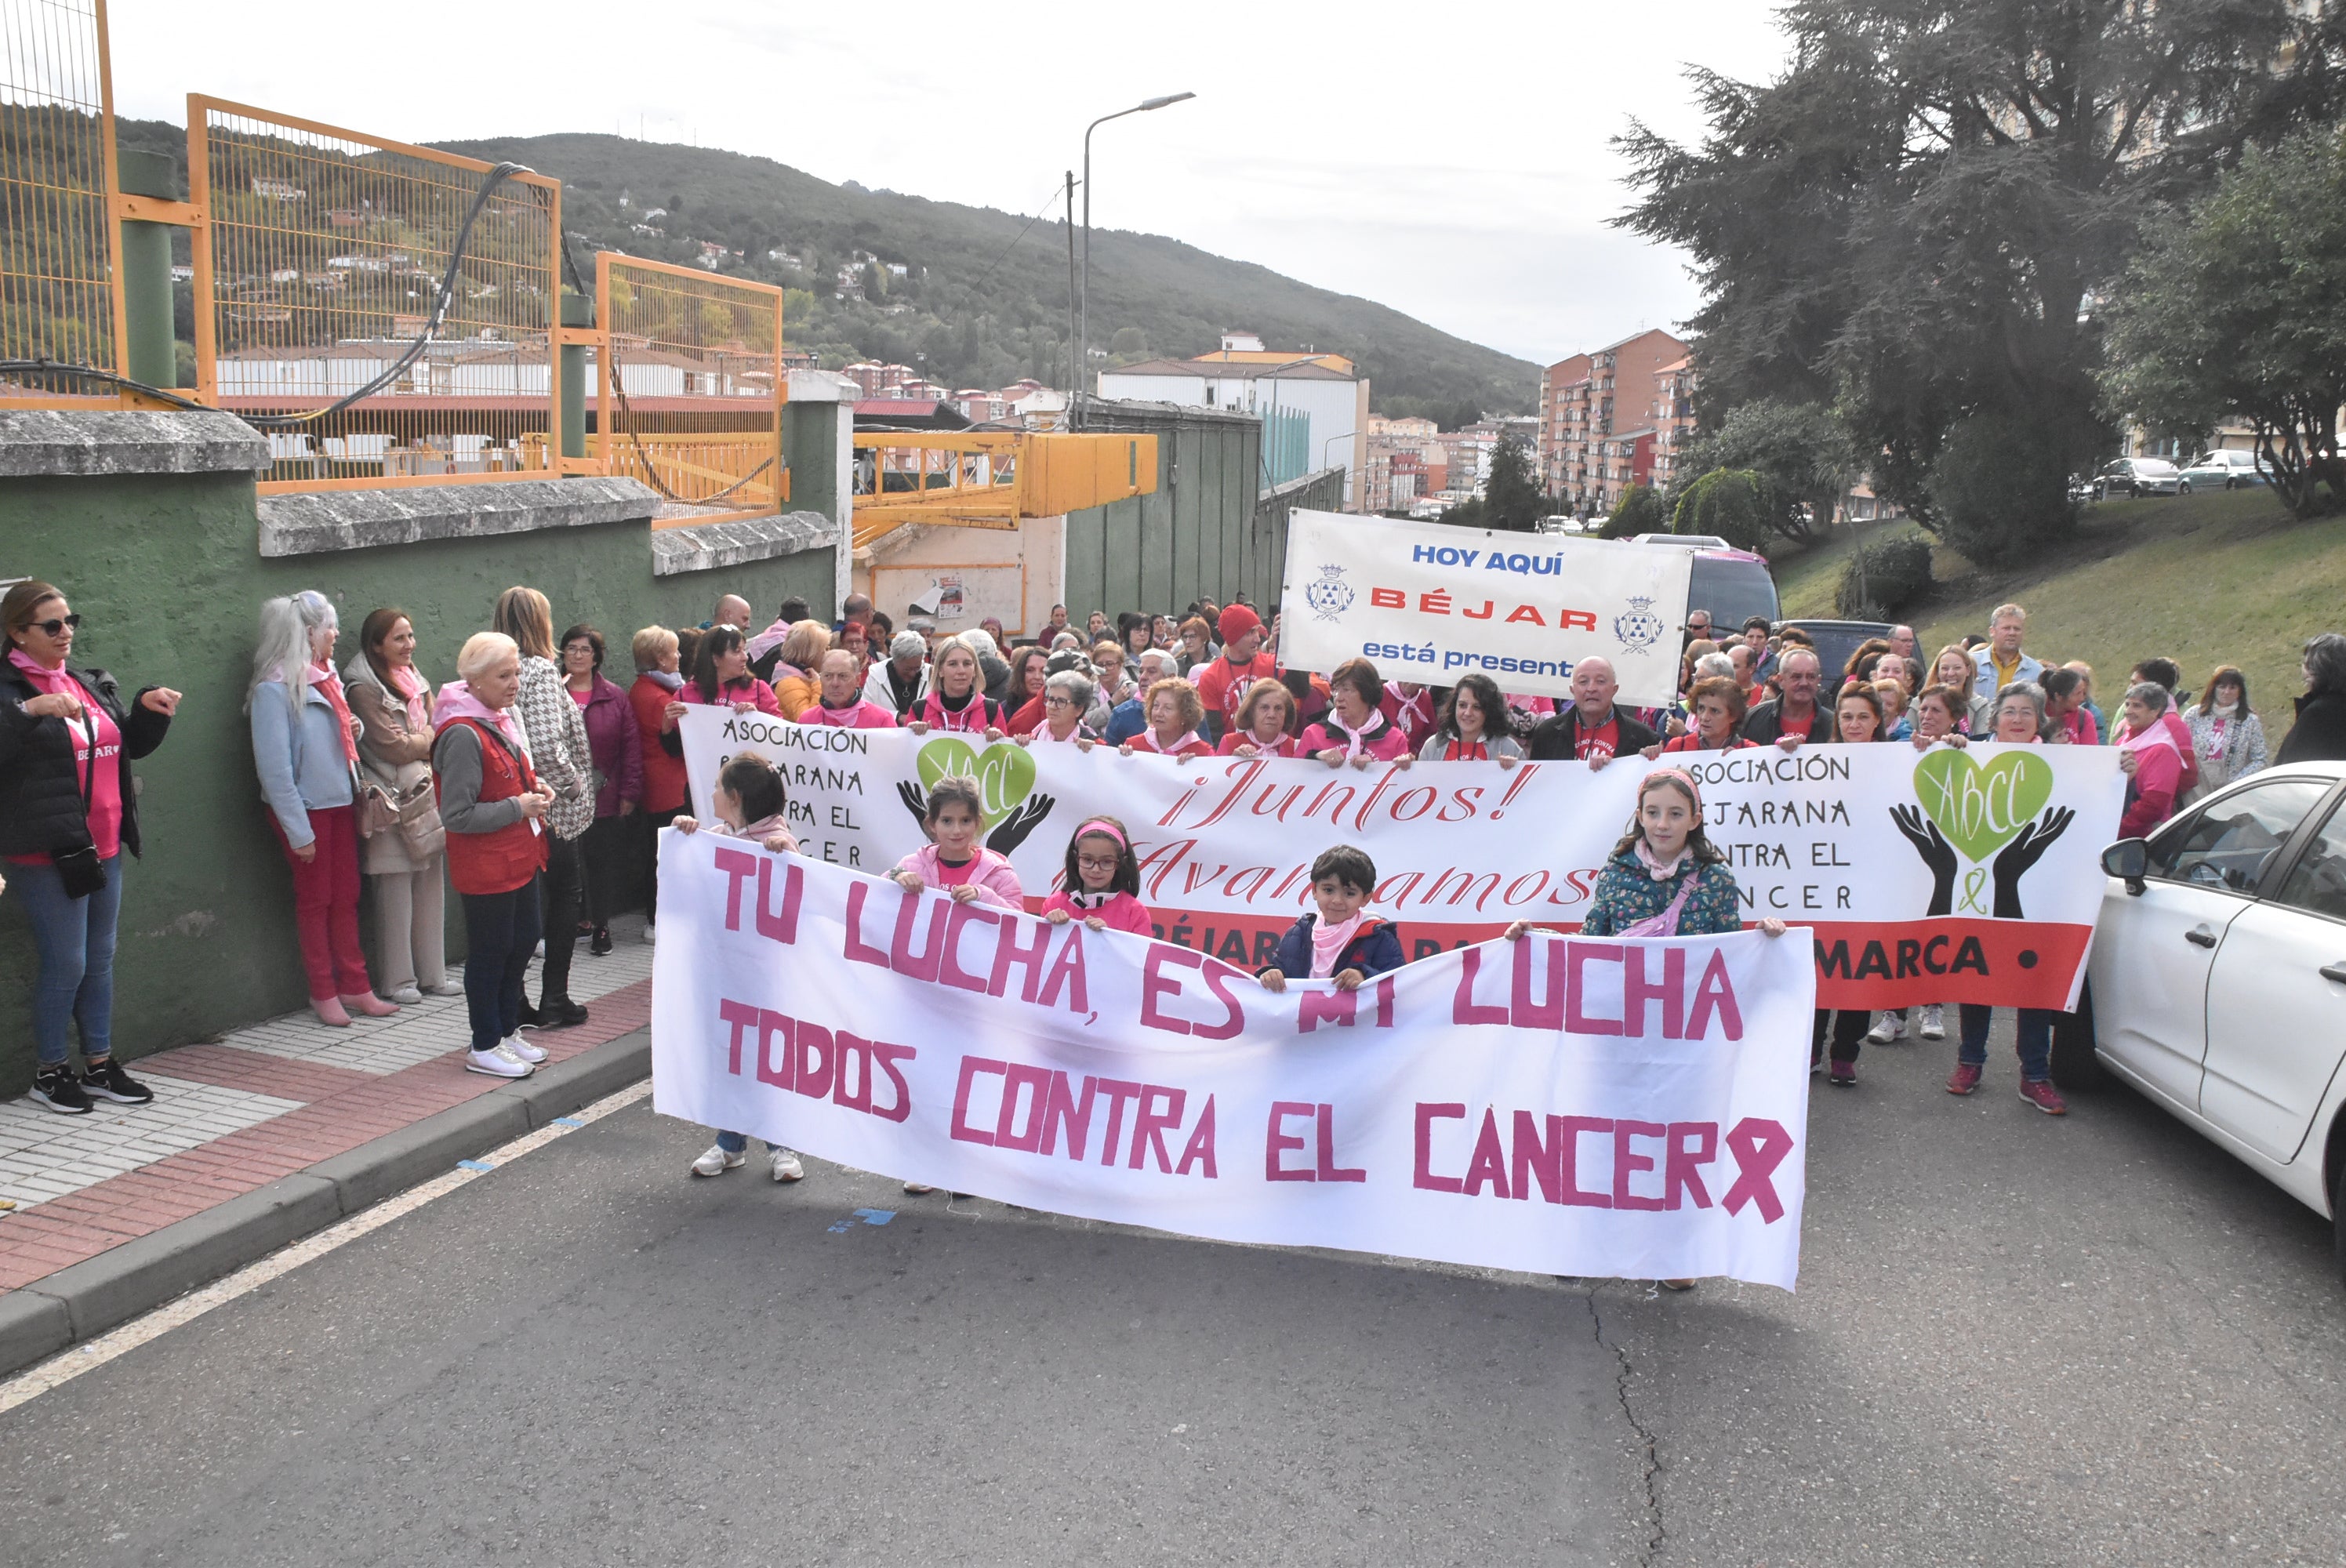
[2101,128,2346,516]
[1671,469,1772,551]
[1440,434,1545,532]
[1676,399,1852,542]
[1615,0,2346,554]
[1603,482,1665,539]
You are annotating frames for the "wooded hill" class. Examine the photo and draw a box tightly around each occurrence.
[427,132,1538,422]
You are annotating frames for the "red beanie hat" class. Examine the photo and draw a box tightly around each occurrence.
[1217,604,1262,644]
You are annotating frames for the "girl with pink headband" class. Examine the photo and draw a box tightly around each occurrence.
[1040,815,1155,936]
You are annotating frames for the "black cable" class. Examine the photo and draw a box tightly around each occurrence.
[2,161,536,430]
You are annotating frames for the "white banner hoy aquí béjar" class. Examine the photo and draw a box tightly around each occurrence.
[1275,510,1696,708]
[652,829,1818,1288]
[677,710,2126,1012]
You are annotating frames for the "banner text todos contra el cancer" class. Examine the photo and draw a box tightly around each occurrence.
[679,711,2125,1011]
[652,831,1819,1289]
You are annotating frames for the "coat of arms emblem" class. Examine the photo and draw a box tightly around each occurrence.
[1305,563,1356,622]
[1614,595,1667,652]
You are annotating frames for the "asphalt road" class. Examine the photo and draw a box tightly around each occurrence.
[3,1020,2343,1568]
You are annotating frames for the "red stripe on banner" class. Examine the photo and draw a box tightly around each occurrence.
[1113,903,2093,1012]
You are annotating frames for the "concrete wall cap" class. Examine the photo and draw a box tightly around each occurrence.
[649,509,835,577]
[256,475,661,557]
[0,408,271,477]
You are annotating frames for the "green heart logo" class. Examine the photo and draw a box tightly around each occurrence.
[1912,750,2056,862]
[917,738,1036,829]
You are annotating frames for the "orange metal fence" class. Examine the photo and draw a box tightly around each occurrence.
[187,95,561,491]
[593,252,786,524]
[0,0,125,404]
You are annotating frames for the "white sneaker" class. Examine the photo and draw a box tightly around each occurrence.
[423,979,466,998]
[641,920,657,945]
[500,1033,547,1065]
[1919,1004,1946,1040]
[692,1143,745,1177]
[903,1180,937,1194]
[388,985,425,1006]
[770,1148,804,1182]
[533,940,545,959]
[465,1044,533,1079]
[1865,1011,1905,1044]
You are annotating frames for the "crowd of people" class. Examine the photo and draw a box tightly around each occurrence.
[6,570,2345,1156]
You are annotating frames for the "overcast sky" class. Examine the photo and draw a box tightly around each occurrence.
[108,1,1790,368]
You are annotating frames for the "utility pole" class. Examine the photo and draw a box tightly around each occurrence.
[1064,170,1077,423]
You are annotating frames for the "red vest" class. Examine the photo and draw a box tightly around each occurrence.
[437,717,549,895]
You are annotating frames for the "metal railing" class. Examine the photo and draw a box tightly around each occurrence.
[187,95,562,491]
[852,430,1156,550]
[0,0,124,403]
[594,252,786,526]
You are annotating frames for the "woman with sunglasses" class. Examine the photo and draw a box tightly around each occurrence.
[2,583,181,1114]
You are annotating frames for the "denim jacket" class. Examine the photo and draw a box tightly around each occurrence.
[250,677,354,848]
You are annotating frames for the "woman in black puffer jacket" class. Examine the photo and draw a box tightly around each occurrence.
[1,581,180,1116]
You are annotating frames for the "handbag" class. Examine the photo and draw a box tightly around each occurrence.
[390,773,445,860]
[51,709,106,900]
[1620,869,1704,939]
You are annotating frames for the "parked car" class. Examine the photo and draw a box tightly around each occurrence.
[1774,619,1893,683]
[2177,449,2272,492]
[2061,762,2346,1279]
[2090,457,2183,499]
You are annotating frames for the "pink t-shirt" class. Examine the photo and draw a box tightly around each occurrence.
[7,652,125,863]
[569,686,592,709]
[932,855,978,888]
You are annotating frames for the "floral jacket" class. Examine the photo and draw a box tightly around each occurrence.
[1578,848,1745,938]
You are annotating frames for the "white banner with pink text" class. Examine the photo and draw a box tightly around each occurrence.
[651,829,1819,1289]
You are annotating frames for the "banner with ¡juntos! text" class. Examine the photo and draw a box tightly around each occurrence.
[652,828,1819,1289]
[677,708,2126,1011]
[1274,510,1696,708]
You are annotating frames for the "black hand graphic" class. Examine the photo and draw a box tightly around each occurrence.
[1890,804,1958,917]
[1992,807,2073,920]
[896,780,929,828]
[986,793,1056,855]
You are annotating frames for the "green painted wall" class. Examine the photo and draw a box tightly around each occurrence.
[0,469,834,1091]
[1061,405,1342,621]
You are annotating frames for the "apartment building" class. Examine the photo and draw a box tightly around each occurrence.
[1536,328,1689,514]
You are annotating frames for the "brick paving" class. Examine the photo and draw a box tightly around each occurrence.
[0,918,656,1294]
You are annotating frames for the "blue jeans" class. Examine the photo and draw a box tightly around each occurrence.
[715,1130,794,1156]
[1958,1004,2054,1081]
[459,874,542,1055]
[14,855,124,1068]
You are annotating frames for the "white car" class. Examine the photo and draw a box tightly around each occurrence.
[2069,762,2346,1279]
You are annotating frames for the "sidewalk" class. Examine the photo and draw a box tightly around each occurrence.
[0,916,659,1367]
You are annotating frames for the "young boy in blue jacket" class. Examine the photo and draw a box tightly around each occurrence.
[1257,845,1407,993]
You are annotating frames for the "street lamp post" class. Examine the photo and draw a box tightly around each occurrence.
[1080,92,1194,415]
[1321,430,1357,505]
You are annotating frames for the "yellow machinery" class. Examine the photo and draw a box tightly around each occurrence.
[852,430,1156,549]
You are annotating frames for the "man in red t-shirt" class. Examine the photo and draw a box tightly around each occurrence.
[1193,604,1277,742]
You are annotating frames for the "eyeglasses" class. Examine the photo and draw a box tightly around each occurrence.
[28,614,80,636]
[1077,855,1120,872]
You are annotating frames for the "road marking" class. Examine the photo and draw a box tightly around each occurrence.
[826,1207,895,1232]
[0,1079,652,1415]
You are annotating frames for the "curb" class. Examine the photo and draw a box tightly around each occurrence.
[0,1027,651,1380]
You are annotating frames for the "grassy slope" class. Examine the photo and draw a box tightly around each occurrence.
[1768,488,2339,737]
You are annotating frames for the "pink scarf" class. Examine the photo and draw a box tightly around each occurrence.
[433,680,527,753]
[1134,728,1204,756]
[310,662,360,768]
[386,662,430,731]
[1384,682,1433,739]
[1321,706,1387,760]
[1309,912,1368,979]
[2118,720,2178,757]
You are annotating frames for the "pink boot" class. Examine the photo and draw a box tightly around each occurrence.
[310,996,354,1028]
[341,992,400,1018]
